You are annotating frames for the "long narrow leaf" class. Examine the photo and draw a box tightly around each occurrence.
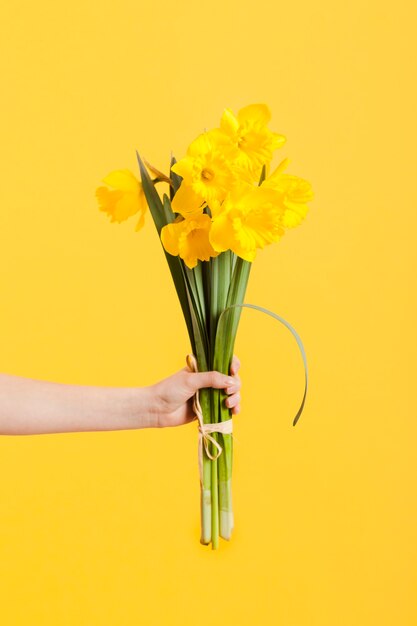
[215,302,308,426]
[136,151,195,351]
[169,155,182,200]
[162,193,175,224]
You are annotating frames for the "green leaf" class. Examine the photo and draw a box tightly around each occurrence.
[136,151,195,351]
[259,164,267,185]
[215,301,308,427]
[136,151,167,234]
[162,194,175,225]
[181,263,209,360]
[170,155,182,201]
[213,257,252,377]
[192,262,206,327]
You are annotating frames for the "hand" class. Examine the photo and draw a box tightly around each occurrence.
[150,355,241,428]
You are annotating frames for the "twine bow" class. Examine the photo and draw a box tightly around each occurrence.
[186,354,233,484]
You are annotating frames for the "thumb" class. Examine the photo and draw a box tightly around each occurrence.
[185,370,234,393]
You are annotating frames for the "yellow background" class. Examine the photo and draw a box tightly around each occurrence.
[1,0,416,624]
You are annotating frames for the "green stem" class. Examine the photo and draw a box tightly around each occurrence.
[210,390,219,550]
[208,257,219,548]
[199,387,212,545]
[180,262,211,545]
[214,253,234,541]
[215,257,252,540]
[194,329,211,545]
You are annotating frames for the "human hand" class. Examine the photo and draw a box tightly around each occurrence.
[150,355,241,428]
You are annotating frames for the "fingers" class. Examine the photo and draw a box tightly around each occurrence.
[226,355,241,394]
[187,370,235,393]
[225,392,240,409]
[225,377,240,395]
[184,355,242,419]
[226,356,241,413]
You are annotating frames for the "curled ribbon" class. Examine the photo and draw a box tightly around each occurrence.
[186,354,233,485]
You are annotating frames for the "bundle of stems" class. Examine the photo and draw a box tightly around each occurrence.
[138,153,251,548]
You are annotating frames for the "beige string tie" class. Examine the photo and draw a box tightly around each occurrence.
[186,354,233,484]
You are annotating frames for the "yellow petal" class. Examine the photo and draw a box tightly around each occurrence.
[160,220,185,257]
[211,185,285,261]
[237,103,271,125]
[270,132,286,150]
[235,207,284,250]
[213,214,258,261]
[96,186,119,219]
[264,173,313,228]
[220,108,240,135]
[96,186,127,222]
[209,212,234,253]
[97,171,147,226]
[284,175,314,203]
[102,169,140,192]
[209,198,223,219]
[176,214,219,268]
[282,201,309,228]
[170,158,194,182]
[231,242,257,263]
[113,191,142,222]
[172,182,205,217]
[263,158,291,184]
[187,132,212,157]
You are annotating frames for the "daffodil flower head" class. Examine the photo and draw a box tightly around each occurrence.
[220,104,286,182]
[96,169,147,231]
[171,129,237,206]
[161,213,219,269]
[209,182,285,262]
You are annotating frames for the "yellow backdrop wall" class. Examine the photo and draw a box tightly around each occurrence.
[0,1,416,625]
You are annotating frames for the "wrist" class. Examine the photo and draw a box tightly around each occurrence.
[125,385,160,429]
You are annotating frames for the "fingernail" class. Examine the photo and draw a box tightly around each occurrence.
[225,377,234,385]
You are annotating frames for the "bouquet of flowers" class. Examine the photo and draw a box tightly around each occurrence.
[96,104,313,549]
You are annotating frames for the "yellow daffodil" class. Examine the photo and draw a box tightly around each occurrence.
[262,159,314,228]
[209,183,285,262]
[161,213,219,269]
[171,181,205,218]
[219,104,286,181]
[171,129,236,205]
[96,169,147,231]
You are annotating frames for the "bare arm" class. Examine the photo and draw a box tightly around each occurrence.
[0,356,241,435]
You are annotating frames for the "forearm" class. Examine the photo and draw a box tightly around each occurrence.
[0,374,158,435]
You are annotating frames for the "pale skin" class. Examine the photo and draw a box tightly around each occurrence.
[0,356,241,436]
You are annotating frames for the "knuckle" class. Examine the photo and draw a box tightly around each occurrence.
[208,371,219,387]
[185,372,198,392]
